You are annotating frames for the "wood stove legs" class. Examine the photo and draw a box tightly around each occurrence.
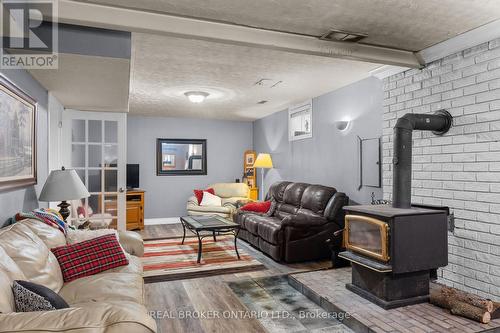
[347,263,431,310]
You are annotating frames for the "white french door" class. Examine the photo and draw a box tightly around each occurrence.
[62,110,127,231]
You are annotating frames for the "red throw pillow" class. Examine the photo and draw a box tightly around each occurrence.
[51,234,128,283]
[193,188,215,204]
[241,201,272,213]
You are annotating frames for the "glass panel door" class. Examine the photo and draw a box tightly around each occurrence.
[62,110,126,230]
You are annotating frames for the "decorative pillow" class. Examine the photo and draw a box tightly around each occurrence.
[193,188,215,204]
[12,280,69,312]
[51,234,129,283]
[66,228,119,245]
[200,191,222,207]
[241,201,272,213]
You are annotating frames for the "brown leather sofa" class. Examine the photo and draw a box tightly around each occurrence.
[233,181,348,263]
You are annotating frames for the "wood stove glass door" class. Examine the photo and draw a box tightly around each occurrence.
[345,215,390,262]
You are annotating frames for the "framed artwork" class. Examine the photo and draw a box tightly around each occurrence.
[247,178,255,188]
[245,167,255,177]
[245,154,255,165]
[157,138,207,176]
[289,99,312,141]
[0,75,37,191]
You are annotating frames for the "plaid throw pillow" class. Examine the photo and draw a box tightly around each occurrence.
[51,234,129,282]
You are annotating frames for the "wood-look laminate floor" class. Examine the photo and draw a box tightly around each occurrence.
[139,223,331,333]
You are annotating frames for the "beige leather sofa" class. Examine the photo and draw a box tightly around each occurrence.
[0,219,157,333]
[187,183,251,218]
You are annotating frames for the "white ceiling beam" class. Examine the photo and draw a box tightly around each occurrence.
[418,19,500,64]
[369,65,410,80]
[54,0,422,68]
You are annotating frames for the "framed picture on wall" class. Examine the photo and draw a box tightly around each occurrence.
[288,99,312,141]
[0,75,37,191]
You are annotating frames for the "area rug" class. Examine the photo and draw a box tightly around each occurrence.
[141,236,265,283]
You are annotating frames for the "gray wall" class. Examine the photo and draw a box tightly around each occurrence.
[127,116,253,218]
[0,69,49,224]
[253,76,383,204]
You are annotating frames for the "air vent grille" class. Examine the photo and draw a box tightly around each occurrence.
[320,29,367,43]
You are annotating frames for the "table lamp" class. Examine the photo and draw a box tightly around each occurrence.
[39,167,90,222]
[253,153,273,201]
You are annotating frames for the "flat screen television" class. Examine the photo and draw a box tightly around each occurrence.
[127,164,140,189]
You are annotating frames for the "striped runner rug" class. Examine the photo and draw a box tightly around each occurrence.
[141,236,265,283]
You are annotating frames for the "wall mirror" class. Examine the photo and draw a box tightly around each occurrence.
[156,139,207,176]
[358,136,381,189]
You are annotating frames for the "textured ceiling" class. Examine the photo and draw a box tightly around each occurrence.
[75,0,500,51]
[29,54,130,112]
[129,33,380,120]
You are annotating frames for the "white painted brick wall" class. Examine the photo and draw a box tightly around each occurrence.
[382,38,500,300]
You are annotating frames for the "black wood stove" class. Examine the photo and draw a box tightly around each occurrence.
[339,110,453,309]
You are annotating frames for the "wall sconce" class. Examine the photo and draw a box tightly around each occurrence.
[335,120,350,132]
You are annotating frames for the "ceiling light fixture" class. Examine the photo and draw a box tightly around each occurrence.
[184,91,209,103]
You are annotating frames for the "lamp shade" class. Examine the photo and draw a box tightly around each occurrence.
[39,168,90,202]
[253,153,273,169]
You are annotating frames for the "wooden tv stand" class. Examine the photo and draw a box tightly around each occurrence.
[103,189,145,230]
[125,190,145,230]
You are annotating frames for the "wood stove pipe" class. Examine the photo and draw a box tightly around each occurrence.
[392,110,453,208]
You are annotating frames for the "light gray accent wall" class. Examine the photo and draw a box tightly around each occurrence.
[253,76,383,204]
[127,116,253,218]
[0,69,49,225]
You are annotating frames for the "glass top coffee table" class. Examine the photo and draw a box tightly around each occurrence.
[180,215,241,263]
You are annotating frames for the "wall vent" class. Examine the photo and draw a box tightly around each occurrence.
[320,29,367,43]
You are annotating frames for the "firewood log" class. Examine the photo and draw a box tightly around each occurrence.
[430,283,493,323]
[431,283,493,312]
[450,301,491,324]
[429,288,451,309]
[491,301,500,319]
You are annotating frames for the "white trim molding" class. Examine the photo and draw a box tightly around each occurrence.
[418,19,500,64]
[144,217,181,225]
[369,65,410,80]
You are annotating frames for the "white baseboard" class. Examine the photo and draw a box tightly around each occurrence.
[144,217,180,225]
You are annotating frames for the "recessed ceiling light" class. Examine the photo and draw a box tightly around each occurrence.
[184,91,209,103]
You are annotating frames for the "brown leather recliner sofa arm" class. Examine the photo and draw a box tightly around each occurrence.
[323,192,349,228]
